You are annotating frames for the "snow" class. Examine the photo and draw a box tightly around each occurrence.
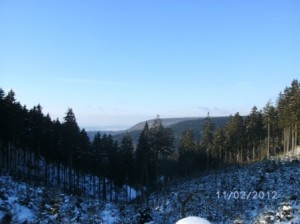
[15,204,35,223]
[176,216,211,224]
[126,185,137,200]
[281,145,300,159]
[100,203,120,223]
[101,210,116,223]
[7,196,18,203]
[282,205,292,211]
[0,211,5,220]
[1,149,300,223]
[1,192,35,223]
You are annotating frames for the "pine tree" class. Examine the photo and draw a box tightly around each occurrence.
[277,80,300,153]
[224,113,245,163]
[148,115,174,187]
[200,113,214,169]
[263,102,281,158]
[27,105,45,177]
[244,106,265,161]
[0,88,5,167]
[61,108,80,191]
[149,115,174,156]
[178,130,197,176]
[136,122,154,196]
[117,134,134,200]
[212,127,225,166]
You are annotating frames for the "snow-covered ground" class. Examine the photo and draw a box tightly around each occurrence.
[148,151,300,223]
[1,151,300,223]
[282,145,300,159]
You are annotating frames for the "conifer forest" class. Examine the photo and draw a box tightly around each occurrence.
[1,79,299,205]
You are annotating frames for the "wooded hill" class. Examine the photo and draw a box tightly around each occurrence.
[111,116,230,146]
[0,79,299,202]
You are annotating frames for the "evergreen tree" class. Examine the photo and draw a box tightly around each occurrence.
[149,115,174,156]
[136,122,155,195]
[0,88,4,166]
[200,113,214,169]
[244,106,265,161]
[61,108,80,191]
[224,113,245,163]
[148,115,174,187]
[277,80,300,153]
[178,130,197,176]
[73,129,90,191]
[116,134,134,189]
[263,101,281,157]
[1,90,27,172]
[212,127,225,166]
[27,105,45,177]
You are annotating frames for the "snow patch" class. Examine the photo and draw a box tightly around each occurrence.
[100,204,119,224]
[176,216,211,224]
[126,185,137,200]
[283,145,300,159]
[14,204,35,223]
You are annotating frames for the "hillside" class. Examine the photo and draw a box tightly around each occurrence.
[1,150,300,223]
[87,116,230,145]
[86,117,199,140]
[127,117,199,132]
[114,116,229,145]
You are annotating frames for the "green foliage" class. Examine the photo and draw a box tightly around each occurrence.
[244,106,265,160]
[149,115,175,156]
[200,113,214,150]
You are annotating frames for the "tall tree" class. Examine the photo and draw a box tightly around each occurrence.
[0,88,4,146]
[244,106,265,161]
[116,134,134,193]
[212,127,225,165]
[224,113,245,163]
[263,101,281,158]
[149,115,174,187]
[200,113,214,169]
[178,130,197,177]
[277,80,300,153]
[27,105,45,177]
[61,108,80,191]
[136,122,155,196]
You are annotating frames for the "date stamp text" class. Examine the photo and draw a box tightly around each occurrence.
[216,191,278,200]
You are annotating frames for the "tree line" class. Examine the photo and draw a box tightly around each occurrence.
[0,79,299,201]
[178,79,299,177]
[0,89,174,201]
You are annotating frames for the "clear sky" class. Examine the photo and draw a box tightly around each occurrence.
[1,0,299,130]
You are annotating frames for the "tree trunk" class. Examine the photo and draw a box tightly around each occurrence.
[102,177,106,201]
[57,163,60,187]
[267,122,270,159]
[287,127,290,152]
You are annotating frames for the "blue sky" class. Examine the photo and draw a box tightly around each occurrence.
[1,0,299,130]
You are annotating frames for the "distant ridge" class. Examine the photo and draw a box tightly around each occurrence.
[86,117,199,140]
[87,116,230,145]
[127,117,199,132]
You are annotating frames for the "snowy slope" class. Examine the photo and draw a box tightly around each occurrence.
[1,154,300,223]
[150,156,300,223]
